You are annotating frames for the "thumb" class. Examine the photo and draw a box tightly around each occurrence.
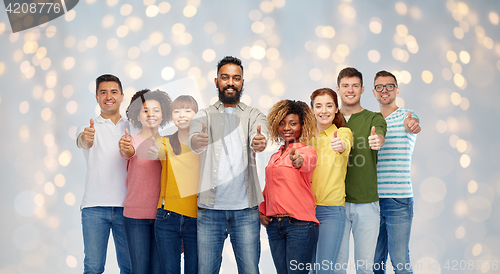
[290,146,296,156]
[125,128,129,138]
[90,118,94,128]
[371,126,376,136]
[201,122,207,134]
[408,111,412,119]
[334,130,338,138]
[257,124,262,135]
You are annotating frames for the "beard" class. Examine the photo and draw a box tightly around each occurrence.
[217,83,243,105]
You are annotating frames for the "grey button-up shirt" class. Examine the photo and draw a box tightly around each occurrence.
[188,100,268,208]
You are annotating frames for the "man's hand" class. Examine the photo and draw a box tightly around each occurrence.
[252,124,266,152]
[368,126,384,150]
[148,137,160,160]
[119,129,134,157]
[81,118,95,149]
[260,213,272,227]
[330,129,346,153]
[192,122,209,152]
[289,146,304,169]
[404,111,421,134]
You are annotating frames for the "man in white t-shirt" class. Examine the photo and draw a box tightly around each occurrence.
[76,74,131,274]
[372,70,421,274]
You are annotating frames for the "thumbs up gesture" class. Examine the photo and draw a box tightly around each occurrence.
[330,129,346,153]
[119,128,134,157]
[289,146,304,169]
[80,118,96,149]
[404,111,421,134]
[148,136,161,160]
[368,126,383,150]
[252,124,267,152]
[193,122,209,152]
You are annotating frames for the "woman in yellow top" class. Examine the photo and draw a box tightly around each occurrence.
[152,95,200,274]
[309,88,353,273]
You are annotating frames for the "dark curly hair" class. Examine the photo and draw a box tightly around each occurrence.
[267,100,316,144]
[126,89,172,129]
[217,56,244,75]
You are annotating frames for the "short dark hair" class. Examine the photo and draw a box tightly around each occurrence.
[374,70,398,86]
[217,56,244,75]
[95,74,123,95]
[337,67,363,87]
[126,89,172,129]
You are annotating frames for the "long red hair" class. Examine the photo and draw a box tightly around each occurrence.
[310,88,346,128]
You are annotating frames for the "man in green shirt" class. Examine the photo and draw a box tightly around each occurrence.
[334,67,387,274]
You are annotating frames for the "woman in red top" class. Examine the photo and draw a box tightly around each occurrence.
[259,100,318,274]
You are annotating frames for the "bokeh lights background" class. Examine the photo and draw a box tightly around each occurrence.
[1,0,500,273]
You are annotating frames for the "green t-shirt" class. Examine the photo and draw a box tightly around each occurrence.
[344,109,387,203]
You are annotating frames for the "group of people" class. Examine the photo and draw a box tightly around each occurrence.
[76,56,420,274]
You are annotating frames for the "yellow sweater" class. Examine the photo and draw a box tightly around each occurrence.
[308,124,353,207]
[156,137,200,218]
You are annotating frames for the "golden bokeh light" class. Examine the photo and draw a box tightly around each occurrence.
[262,67,276,80]
[116,25,129,38]
[395,2,407,15]
[146,5,159,17]
[183,5,197,17]
[309,68,322,81]
[468,180,478,194]
[149,31,163,45]
[161,67,175,81]
[102,15,115,28]
[66,255,77,268]
[59,151,72,167]
[179,33,193,45]
[317,45,331,59]
[454,27,464,39]
[41,108,52,121]
[322,26,336,38]
[120,4,133,16]
[202,49,216,62]
[459,51,470,64]
[489,12,499,25]
[252,21,266,34]
[175,57,190,71]
[449,135,459,148]
[54,174,66,187]
[65,10,76,22]
[158,2,171,13]
[250,46,266,60]
[456,139,467,153]
[436,120,447,134]
[450,92,462,105]
[19,101,29,114]
[446,50,458,63]
[260,1,274,13]
[451,63,462,74]
[455,226,466,239]
[64,193,76,206]
[34,193,45,207]
[460,154,471,168]
[422,70,433,84]
[454,74,465,88]
[158,43,172,56]
[44,182,55,195]
[270,81,285,96]
[472,243,483,256]
[460,98,470,110]
[396,24,408,37]
[67,101,78,114]
[19,126,29,142]
[367,50,380,63]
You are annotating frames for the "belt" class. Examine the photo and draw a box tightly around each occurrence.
[271,214,293,218]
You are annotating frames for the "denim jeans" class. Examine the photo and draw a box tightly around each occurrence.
[374,198,413,274]
[124,217,161,274]
[311,206,346,274]
[266,217,318,274]
[155,208,197,274]
[197,206,260,274]
[81,207,131,274]
[335,202,380,274]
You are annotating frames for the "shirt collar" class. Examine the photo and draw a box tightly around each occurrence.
[321,124,339,136]
[95,115,126,124]
[214,100,247,111]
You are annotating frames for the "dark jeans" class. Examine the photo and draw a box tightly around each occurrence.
[124,217,161,274]
[266,217,319,274]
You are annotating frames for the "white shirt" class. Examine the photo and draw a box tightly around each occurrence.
[77,115,130,208]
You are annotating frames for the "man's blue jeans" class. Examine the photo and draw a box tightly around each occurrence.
[155,208,197,274]
[197,206,261,274]
[374,198,413,274]
[124,217,161,274]
[266,217,318,274]
[335,202,380,274]
[81,207,131,274]
[311,206,346,273]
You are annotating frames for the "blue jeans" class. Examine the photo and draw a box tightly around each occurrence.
[335,202,380,274]
[81,207,131,274]
[197,206,261,274]
[124,217,161,274]
[374,198,413,274]
[311,206,346,274]
[266,217,318,274]
[155,208,198,274]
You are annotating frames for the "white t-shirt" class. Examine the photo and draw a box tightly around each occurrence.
[77,115,131,208]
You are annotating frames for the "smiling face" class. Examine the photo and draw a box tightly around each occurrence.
[215,63,244,105]
[278,113,302,144]
[337,76,364,107]
[373,75,399,106]
[312,94,338,130]
[172,107,196,130]
[96,81,124,117]
[137,100,163,129]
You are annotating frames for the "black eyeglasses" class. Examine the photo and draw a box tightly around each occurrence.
[374,84,397,92]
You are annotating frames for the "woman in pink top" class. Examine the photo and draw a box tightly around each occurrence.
[259,100,318,274]
[119,89,172,274]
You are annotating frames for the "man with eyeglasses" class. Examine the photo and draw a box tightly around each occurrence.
[372,70,420,274]
[334,67,387,274]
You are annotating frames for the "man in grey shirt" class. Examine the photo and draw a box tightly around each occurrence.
[189,56,268,274]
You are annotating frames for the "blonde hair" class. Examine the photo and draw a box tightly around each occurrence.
[267,100,316,144]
